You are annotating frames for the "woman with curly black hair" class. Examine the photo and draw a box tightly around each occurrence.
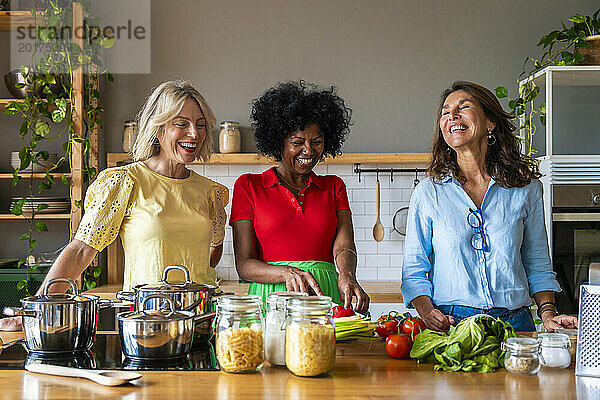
[229,81,369,313]
[401,81,578,332]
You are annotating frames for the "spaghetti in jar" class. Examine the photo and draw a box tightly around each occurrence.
[215,295,264,373]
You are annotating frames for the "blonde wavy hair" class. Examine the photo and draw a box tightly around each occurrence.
[132,79,217,162]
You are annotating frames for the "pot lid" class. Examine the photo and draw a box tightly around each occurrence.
[135,265,219,294]
[117,293,194,322]
[117,308,194,322]
[21,277,92,305]
[22,293,93,305]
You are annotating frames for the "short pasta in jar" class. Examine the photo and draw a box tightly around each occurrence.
[215,295,264,373]
[216,327,264,373]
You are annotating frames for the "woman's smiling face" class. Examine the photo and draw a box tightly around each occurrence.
[158,98,206,164]
[280,123,324,175]
[440,90,495,151]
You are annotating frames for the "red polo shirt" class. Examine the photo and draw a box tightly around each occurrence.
[229,167,351,263]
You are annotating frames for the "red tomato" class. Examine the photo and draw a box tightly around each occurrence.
[376,319,399,339]
[332,306,355,318]
[402,317,427,338]
[385,334,412,359]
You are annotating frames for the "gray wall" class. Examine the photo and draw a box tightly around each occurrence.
[100,0,600,162]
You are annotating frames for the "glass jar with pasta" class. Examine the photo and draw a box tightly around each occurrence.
[285,296,335,377]
[215,295,264,373]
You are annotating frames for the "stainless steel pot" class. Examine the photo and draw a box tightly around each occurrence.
[117,293,212,360]
[3,278,111,354]
[117,265,221,342]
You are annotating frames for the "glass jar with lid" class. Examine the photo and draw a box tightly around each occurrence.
[264,291,308,366]
[219,121,241,153]
[215,295,264,373]
[122,120,138,153]
[502,337,541,375]
[538,332,571,368]
[285,296,335,377]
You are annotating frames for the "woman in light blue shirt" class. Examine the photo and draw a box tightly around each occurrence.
[401,81,578,332]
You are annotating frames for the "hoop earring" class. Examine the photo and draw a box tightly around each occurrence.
[153,138,160,146]
[487,130,496,145]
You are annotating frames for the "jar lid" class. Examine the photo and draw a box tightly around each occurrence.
[286,296,332,316]
[220,121,239,128]
[538,333,571,348]
[124,120,137,126]
[217,294,263,313]
[502,337,540,352]
[267,292,308,310]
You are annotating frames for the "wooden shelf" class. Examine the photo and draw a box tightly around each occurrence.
[107,152,431,167]
[0,99,25,112]
[0,213,70,220]
[0,173,70,179]
[0,11,38,31]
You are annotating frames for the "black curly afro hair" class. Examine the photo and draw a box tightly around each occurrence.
[250,81,352,161]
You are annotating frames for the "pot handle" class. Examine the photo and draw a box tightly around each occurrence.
[3,306,37,318]
[98,299,113,310]
[44,278,78,296]
[161,265,192,286]
[116,291,135,302]
[194,311,216,324]
[141,293,176,316]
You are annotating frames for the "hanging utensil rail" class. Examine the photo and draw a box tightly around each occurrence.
[353,163,426,183]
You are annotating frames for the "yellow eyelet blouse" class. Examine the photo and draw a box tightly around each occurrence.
[74,161,228,290]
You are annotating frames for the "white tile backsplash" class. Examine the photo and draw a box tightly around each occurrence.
[202,162,425,281]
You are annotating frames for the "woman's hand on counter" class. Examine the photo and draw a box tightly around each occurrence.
[282,266,324,296]
[338,274,370,314]
[411,295,455,332]
[0,317,22,332]
[542,313,578,332]
[422,309,455,332]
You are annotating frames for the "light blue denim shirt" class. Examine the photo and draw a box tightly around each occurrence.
[400,175,560,310]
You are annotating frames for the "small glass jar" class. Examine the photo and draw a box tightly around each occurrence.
[215,295,264,373]
[264,291,308,366]
[122,120,138,153]
[219,121,241,153]
[556,328,577,362]
[502,337,541,375]
[539,333,571,368]
[285,296,335,377]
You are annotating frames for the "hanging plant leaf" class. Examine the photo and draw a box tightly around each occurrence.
[19,234,30,241]
[35,120,50,137]
[17,280,27,291]
[37,204,49,211]
[494,87,508,98]
[36,222,48,232]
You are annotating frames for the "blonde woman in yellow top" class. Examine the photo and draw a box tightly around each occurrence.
[0,79,228,331]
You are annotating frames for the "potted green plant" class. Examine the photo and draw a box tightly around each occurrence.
[3,0,113,296]
[495,8,600,156]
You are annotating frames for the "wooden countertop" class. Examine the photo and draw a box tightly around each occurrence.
[86,281,403,303]
[0,331,578,399]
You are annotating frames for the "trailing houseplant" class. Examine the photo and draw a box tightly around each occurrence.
[4,0,113,294]
[495,8,600,156]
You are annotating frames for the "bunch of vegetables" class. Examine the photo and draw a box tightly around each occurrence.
[333,313,378,341]
[409,315,516,373]
[332,306,377,341]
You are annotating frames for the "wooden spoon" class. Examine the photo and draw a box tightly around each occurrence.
[25,364,142,386]
[372,180,385,242]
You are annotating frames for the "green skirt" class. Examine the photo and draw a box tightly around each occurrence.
[248,261,342,306]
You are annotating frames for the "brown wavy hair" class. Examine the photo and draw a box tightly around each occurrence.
[427,81,540,188]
